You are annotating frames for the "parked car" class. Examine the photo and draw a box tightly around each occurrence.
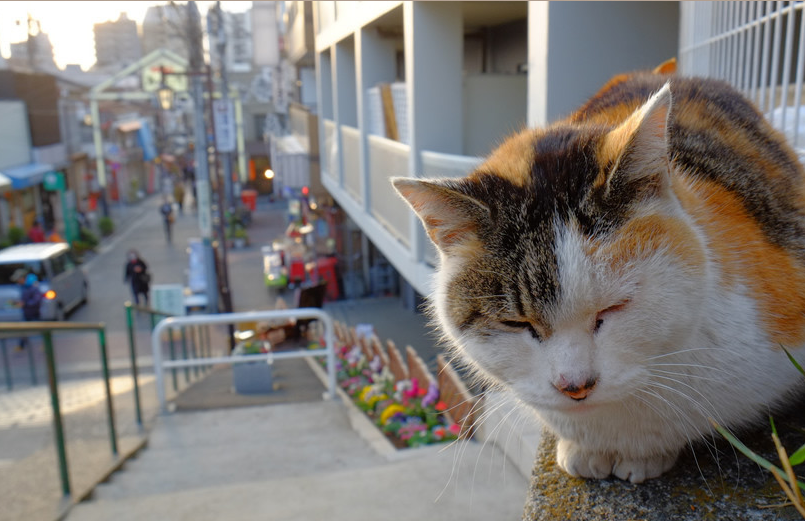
[0,243,89,321]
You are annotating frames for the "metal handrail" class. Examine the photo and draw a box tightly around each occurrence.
[123,301,213,428]
[151,308,337,413]
[0,320,116,499]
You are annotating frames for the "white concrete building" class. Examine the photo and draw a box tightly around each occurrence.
[312,1,680,299]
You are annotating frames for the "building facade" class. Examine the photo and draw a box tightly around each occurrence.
[93,13,143,72]
[311,1,680,300]
[142,4,191,63]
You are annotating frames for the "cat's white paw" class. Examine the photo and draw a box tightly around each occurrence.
[556,439,679,483]
[612,452,678,483]
[555,438,613,479]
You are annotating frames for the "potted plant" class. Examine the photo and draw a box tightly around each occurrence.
[228,225,249,249]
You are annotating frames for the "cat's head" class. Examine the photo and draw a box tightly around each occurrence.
[394,84,708,414]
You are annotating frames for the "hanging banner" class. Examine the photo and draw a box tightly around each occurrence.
[213,99,236,153]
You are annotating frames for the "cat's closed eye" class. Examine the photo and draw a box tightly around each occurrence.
[593,300,631,334]
[500,320,542,341]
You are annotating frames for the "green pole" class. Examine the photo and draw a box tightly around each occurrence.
[27,335,37,385]
[180,328,190,383]
[43,331,70,497]
[98,329,118,456]
[168,327,178,391]
[124,303,143,428]
[1,339,12,391]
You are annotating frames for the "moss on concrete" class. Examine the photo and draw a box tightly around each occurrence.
[523,399,804,520]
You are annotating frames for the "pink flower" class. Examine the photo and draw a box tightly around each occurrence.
[448,423,462,436]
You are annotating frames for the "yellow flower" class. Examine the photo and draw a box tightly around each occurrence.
[379,403,407,424]
[358,385,374,403]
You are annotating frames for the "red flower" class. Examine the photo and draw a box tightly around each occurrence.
[435,400,447,412]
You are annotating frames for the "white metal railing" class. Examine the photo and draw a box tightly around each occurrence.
[680,1,805,158]
[341,125,362,201]
[151,309,336,413]
[323,119,339,181]
[368,134,411,245]
[421,150,484,178]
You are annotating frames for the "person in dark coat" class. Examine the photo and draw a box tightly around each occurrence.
[17,273,43,351]
[124,249,150,306]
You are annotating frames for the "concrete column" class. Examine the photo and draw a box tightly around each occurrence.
[405,1,463,264]
[356,26,397,213]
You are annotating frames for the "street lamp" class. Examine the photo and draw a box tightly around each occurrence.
[157,82,174,111]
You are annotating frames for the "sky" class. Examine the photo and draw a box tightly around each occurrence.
[0,1,253,71]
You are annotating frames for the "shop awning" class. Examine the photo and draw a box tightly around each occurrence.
[1,163,55,189]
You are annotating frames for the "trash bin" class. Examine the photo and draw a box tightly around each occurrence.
[241,189,258,212]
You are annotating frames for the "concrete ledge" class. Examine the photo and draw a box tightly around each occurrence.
[522,401,805,520]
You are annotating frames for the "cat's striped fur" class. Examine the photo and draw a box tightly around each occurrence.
[394,70,805,482]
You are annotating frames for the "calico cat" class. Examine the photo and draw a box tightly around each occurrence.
[393,69,805,483]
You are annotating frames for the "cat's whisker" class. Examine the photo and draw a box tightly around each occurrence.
[646,362,739,378]
[436,398,508,504]
[632,388,717,497]
[649,368,732,383]
[642,346,731,361]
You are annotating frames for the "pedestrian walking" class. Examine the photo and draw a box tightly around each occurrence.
[27,220,45,243]
[160,198,175,244]
[174,181,185,216]
[124,249,150,306]
[17,273,43,351]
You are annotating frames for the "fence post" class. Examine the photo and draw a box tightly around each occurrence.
[190,327,199,377]
[1,339,11,391]
[124,303,143,429]
[180,328,190,383]
[168,327,178,391]
[27,336,37,385]
[43,331,70,497]
[98,328,118,456]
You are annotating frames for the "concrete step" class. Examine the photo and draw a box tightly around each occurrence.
[71,434,527,521]
[68,399,529,520]
[86,400,383,501]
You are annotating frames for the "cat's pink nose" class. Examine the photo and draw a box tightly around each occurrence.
[555,375,597,401]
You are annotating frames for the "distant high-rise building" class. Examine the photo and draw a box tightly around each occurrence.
[142,4,190,61]
[93,13,143,71]
[8,29,57,72]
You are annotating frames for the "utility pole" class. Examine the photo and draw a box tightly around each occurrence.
[214,2,237,226]
[188,1,219,314]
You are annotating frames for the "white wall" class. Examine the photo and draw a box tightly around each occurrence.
[0,101,32,170]
[545,2,680,122]
[529,1,680,126]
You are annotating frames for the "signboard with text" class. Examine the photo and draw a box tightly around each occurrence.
[152,284,186,316]
[212,99,236,153]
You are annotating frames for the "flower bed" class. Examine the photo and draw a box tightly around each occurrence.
[315,323,473,449]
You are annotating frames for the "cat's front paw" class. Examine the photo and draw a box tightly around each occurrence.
[555,438,613,480]
[555,439,679,483]
[612,452,678,483]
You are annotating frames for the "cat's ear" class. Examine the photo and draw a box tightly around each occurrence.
[392,178,489,253]
[600,83,672,198]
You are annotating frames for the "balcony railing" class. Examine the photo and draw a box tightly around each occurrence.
[341,125,362,202]
[323,119,339,182]
[421,150,484,265]
[368,135,411,245]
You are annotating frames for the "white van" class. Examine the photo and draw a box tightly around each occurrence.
[0,243,89,321]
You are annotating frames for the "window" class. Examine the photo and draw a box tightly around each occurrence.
[0,262,44,285]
